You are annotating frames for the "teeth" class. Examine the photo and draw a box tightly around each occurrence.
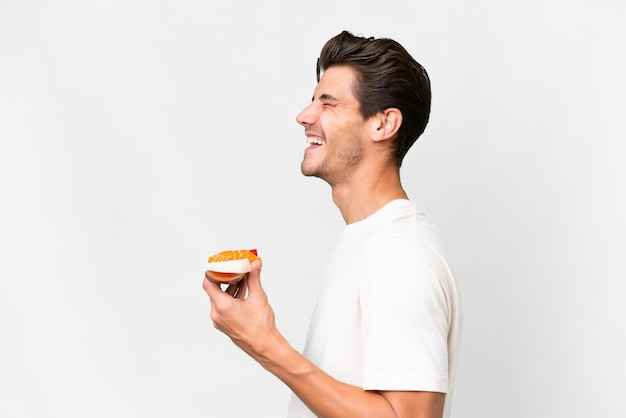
[307,137,325,145]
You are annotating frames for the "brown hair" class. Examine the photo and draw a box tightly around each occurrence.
[317,31,431,166]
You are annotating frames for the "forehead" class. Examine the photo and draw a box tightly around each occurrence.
[314,65,358,100]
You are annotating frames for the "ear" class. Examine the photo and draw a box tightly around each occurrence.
[371,108,403,143]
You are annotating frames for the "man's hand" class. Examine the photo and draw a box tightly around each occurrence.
[203,260,279,360]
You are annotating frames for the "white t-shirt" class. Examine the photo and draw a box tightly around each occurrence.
[287,199,461,418]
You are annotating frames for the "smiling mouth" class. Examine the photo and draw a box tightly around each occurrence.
[306,136,326,147]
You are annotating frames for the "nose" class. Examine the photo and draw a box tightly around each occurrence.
[296,102,316,127]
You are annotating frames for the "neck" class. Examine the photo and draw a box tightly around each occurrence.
[330,164,408,224]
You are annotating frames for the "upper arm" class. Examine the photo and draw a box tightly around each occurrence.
[378,390,445,418]
[359,239,451,393]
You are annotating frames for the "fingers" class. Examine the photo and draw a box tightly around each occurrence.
[203,259,262,302]
[203,273,223,298]
[203,271,249,300]
[225,283,238,297]
[234,277,248,299]
[203,273,234,302]
[226,277,248,299]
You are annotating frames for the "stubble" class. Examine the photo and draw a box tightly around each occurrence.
[301,134,364,185]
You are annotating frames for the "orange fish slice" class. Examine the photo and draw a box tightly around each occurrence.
[206,249,260,284]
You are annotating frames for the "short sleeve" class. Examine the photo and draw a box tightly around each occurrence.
[359,237,451,392]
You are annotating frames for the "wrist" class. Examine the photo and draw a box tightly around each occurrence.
[256,332,314,383]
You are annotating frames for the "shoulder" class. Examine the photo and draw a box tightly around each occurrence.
[359,204,456,295]
[362,235,448,285]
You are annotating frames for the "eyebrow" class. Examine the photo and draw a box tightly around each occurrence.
[311,93,339,102]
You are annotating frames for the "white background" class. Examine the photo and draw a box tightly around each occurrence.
[1,1,625,417]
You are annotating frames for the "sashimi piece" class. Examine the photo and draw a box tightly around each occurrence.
[206,249,260,284]
[207,258,252,274]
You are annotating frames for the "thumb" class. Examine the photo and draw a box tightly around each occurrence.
[246,259,264,294]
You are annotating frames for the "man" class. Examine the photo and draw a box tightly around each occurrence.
[204,31,461,418]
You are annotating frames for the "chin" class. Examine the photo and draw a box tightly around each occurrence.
[300,161,315,177]
[302,168,331,184]
[301,158,331,181]
[301,163,321,178]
